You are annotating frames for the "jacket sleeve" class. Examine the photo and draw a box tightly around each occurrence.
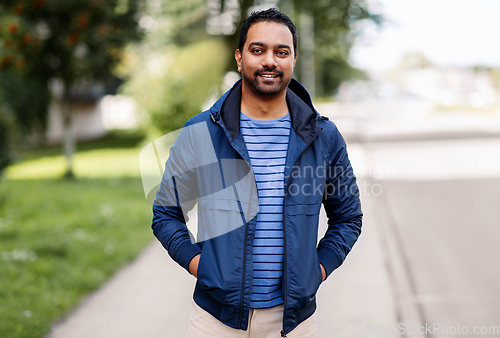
[152,124,202,273]
[318,126,363,280]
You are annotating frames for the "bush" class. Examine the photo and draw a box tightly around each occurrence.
[123,38,230,133]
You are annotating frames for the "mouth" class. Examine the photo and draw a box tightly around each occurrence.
[260,74,279,78]
[257,72,281,81]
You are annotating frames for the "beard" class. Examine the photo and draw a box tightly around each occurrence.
[241,65,291,98]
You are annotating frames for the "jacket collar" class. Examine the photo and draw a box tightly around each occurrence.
[211,78,321,143]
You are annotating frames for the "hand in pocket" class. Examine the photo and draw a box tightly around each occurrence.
[320,263,326,282]
[189,254,201,277]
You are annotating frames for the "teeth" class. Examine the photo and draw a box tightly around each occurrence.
[261,75,277,78]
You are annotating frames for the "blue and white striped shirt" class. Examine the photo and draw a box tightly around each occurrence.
[240,111,291,309]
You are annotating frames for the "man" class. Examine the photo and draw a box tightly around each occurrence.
[152,8,362,338]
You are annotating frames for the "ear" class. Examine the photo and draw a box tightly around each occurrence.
[235,49,242,73]
[293,53,297,68]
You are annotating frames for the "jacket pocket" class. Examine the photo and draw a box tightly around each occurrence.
[197,196,246,242]
[315,252,323,289]
[195,200,245,304]
[286,203,321,216]
[196,245,228,304]
[284,202,323,308]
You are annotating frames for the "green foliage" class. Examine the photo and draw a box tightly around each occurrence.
[123,39,230,133]
[317,56,367,95]
[0,69,50,134]
[0,0,144,86]
[164,0,208,46]
[0,134,152,338]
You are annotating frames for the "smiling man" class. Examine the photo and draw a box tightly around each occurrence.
[236,20,296,103]
[152,8,362,338]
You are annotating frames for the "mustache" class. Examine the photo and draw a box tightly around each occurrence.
[254,68,283,77]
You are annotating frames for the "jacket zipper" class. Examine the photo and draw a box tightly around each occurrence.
[280,129,322,337]
[238,207,250,329]
[212,113,252,330]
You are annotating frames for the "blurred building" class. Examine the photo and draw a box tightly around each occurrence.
[337,53,500,110]
[44,79,138,144]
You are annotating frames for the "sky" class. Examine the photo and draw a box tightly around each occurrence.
[350,0,500,75]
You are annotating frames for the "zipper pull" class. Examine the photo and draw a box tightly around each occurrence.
[210,113,220,123]
[280,329,287,337]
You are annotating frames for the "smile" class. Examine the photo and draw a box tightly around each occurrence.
[259,74,279,78]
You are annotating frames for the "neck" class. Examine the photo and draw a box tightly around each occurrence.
[240,83,288,120]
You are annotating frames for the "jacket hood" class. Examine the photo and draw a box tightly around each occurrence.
[209,78,321,143]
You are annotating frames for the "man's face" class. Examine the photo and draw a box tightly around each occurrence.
[235,21,297,98]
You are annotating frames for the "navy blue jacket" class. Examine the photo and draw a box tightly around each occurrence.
[152,79,362,335]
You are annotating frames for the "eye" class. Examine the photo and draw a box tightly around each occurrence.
[277,50,289,56]
[251,49,263,54]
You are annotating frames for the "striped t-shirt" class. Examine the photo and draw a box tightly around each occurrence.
[240,111,291,309]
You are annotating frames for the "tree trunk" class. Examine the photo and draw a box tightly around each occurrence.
[61,89,75,179]
[223,0,254,73]
[299,12,315,98]
[292,0,302,83]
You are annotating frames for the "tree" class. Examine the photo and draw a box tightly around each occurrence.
[0,0,144,178]
[294,0,380,95]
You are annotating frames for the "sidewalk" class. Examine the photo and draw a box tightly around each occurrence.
[45,240,196,338]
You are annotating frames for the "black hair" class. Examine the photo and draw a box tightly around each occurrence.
[238,8,298,56]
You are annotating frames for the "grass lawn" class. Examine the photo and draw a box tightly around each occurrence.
[0,132,155,338]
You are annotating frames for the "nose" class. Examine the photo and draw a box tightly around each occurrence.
[261,52,277,69]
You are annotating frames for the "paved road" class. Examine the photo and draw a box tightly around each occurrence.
[350,137,500,338]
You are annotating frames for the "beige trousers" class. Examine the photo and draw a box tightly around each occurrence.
[187,300,317,338]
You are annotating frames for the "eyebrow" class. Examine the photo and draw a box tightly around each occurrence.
[248,42,292,51]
